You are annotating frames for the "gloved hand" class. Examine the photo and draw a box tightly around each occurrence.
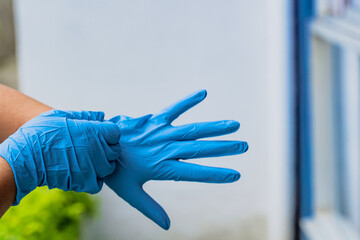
[0,110,121,205]
[105,89,248,230]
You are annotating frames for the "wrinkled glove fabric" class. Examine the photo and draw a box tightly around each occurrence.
[0,110,121,205]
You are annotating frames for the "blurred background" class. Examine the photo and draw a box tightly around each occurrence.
[1,0,360,239]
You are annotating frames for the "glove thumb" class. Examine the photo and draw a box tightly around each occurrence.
[125,184,171,230]
[106,171,170,230]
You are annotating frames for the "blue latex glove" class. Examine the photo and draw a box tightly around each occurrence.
[0,110,121,205]
[105,90,248,230]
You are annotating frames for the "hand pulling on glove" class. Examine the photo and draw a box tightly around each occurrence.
[0,90,248,230]
[0,110,121,205]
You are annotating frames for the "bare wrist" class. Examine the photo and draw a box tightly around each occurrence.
[0,156,16,217]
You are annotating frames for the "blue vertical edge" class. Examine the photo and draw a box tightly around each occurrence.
[297,0,315,219]
[294,1,315,238]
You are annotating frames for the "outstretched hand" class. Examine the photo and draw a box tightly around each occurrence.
[105,90,248,230]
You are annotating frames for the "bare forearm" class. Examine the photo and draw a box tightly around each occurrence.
[0,84,52,217]
[0,84,51,143]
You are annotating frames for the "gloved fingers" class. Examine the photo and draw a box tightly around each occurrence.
[89,134,118,178]
[81,111,105,121]
[97,133,121,161]
[165,140,248,160]
[154,160,240,183]
[72,111,105,121]
[54,110,105,121]
[90,121,121,145]
[95,125,121,175]
[168,120,240,141]
[109,143,122,157]
[93,159,116,178]
[70,120,120,177]
[154,89,207,123]
[69,134,116,180]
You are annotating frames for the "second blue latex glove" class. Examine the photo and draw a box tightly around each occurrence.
[105,90,248,230]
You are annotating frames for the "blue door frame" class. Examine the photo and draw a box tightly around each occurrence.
[293,0,315,238]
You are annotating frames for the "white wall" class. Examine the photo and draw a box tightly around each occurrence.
[13,1,293,239]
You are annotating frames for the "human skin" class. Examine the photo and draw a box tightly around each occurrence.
[0,84,51,217]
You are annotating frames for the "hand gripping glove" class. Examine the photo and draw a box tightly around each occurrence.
[0,110,121,205]
[105,90,249,230]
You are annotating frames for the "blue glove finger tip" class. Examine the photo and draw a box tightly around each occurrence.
[224,171,240,183]
[163,218,171,230]
[197,89,207,100]
[242,142,249,152]
[158,216,171,230]
[201,89,207,97]
[233,172,241,182]
[228,121,240,131]
[236,142,248,153]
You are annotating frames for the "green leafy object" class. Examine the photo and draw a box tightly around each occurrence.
[0,187,98,240]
